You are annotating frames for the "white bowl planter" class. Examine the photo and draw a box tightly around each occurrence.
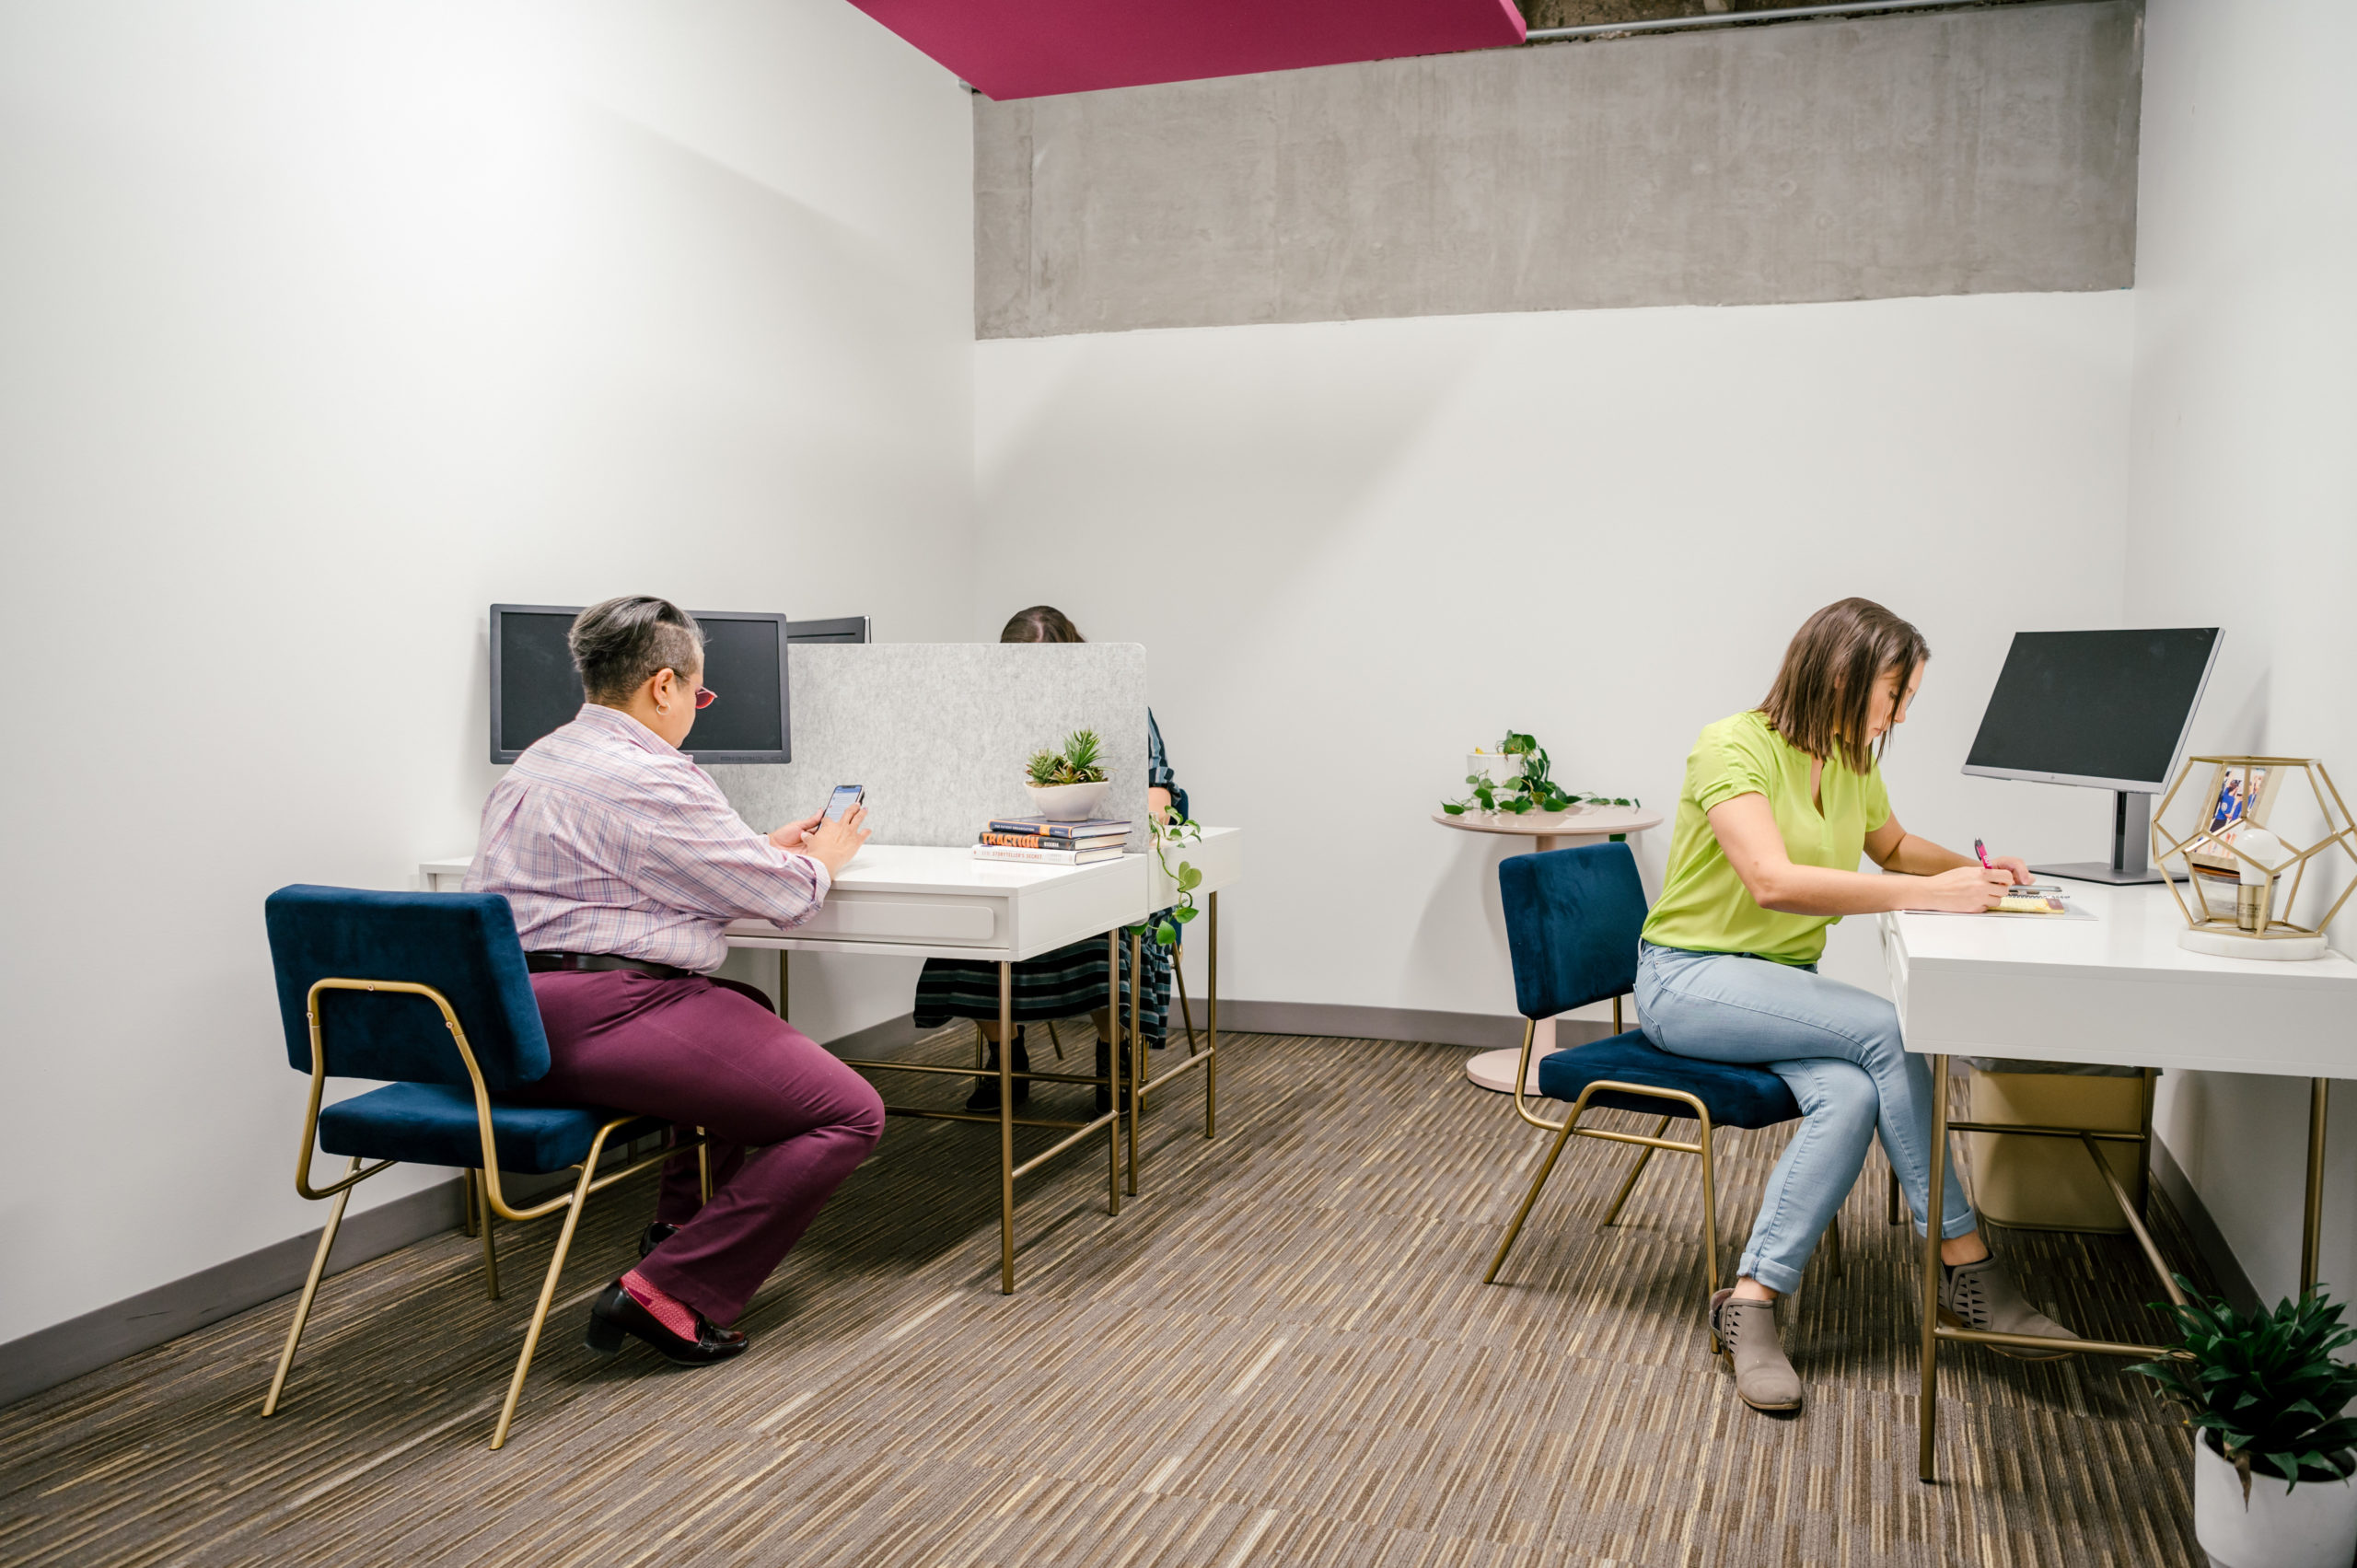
[2194,1434,2357,1568]
[1023,780,1111,822]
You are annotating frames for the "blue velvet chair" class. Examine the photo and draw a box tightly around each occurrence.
[1482,844,1843,1327]
[261,885,699,1450]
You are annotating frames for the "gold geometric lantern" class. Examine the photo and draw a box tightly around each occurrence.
[2151,756,2357,960]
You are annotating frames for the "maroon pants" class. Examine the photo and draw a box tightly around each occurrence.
[525,970,885,1325]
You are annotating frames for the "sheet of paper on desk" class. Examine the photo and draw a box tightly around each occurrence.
[1913,898,2098,921]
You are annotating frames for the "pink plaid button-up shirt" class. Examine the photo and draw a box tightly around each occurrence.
[464,703,830,973]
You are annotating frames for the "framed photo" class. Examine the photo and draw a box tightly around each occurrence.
[2189,762,2284,871]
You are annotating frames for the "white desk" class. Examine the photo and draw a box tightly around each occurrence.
[1880,881,2357,1483]
[421,828,1244,1293]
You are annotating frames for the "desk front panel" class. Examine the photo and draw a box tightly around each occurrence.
[1887,925,2357,1080]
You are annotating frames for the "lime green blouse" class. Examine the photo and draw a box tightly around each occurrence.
[1639,709,1891,967]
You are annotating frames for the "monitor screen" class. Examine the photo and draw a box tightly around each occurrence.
[1962,628,2220,792]
[489,604,791,764]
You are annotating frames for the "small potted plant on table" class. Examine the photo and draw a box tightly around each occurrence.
[2135,1281,2357,1568]
[1023,728,1112,821]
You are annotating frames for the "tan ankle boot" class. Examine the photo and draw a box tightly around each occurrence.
[1710,1289,1803,1411]
[1938,1257,2079,1359]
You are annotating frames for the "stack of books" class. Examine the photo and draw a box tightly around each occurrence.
[972,817,1131,865]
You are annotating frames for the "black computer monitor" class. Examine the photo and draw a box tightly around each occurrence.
[488,604,792,764]
[1962,627,2221,884]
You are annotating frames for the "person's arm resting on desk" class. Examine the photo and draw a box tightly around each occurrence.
[630,778,870,931]
[1707,794,2016,915]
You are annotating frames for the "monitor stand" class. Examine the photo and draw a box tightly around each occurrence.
[2034,790,2177,885]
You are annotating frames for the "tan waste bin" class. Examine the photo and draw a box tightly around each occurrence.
[1964,1066,2153,1235]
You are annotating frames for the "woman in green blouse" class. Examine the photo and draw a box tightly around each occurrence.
[1638,598,2078,1413]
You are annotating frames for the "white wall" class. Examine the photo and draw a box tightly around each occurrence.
[0,0,971,1343]
[2131,0,2357,1303]
[974,292,2137,1017]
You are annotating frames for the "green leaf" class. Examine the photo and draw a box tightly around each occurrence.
[1155,921,1178,946]
[1178,866,1202,891]
[1172,905,1199,923]
[1441,803,1465,815]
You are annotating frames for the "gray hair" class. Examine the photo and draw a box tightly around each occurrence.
[569,596,704,704]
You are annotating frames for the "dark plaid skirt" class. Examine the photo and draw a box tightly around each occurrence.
[913,921,1175,1047]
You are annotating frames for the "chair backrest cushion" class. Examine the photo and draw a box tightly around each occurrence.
[1497,842,1648,1021]
[263,885,551,1089]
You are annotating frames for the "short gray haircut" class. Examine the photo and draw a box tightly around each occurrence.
[569,596,704,704]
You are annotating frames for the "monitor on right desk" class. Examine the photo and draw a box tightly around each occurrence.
[1963,627,2221,885]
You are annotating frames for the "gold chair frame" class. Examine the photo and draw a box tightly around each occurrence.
[262,977,706,1450]
[1482,996,1844,1347]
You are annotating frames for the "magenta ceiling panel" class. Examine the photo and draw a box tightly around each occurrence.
[849,0,1528,101]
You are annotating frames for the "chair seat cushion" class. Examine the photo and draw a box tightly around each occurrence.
[319,1082,663,1174]
[1538,1031,1801,1129]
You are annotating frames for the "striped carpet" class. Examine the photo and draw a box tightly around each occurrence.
[0,1029,2210,1566]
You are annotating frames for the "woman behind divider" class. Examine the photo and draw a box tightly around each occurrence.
[1637,597,2079,1413]
[911,605,1185,1113]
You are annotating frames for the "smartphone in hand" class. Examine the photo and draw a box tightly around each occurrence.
[822,784,865,822]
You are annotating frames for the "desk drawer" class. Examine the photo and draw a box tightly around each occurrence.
[797,894,999,945]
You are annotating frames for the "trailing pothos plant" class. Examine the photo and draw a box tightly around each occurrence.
[2132,1277,2357,1499]
[1442,731,1638,818]
[1131,813,1202,948]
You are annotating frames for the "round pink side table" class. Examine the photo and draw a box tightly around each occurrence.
[1431,806,1665,1093]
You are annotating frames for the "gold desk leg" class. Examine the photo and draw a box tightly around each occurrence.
[778,950,789,1019]
[2138,1067,2158,1221]
[1108,932,1122,1217]
[479,1167,501,1300]
[698,1134,713,1205]
[461,1168,481,1238]
[261,1155,358,1417]
[1126,929,1143,1196]
[999,961,1016,1295]
[1206,891,1219,1140]
[490,1149,600,1450]
[1918,1052,1951,1484]
[2305,1078,2329,1297]
[1598,1116,1670,1227]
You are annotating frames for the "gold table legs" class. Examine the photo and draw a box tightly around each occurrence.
[1913,1055,2334,1483]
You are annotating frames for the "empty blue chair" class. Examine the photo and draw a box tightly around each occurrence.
[1482,844,1842,1319]
[261,885,700,1449]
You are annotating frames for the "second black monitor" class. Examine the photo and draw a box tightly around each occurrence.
[1962,628,2220,793]
[490,604,792,764]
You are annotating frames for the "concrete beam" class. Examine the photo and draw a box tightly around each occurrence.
[976,0,2141,337]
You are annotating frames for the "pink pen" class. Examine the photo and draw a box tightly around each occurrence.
[1973,839,1993,870]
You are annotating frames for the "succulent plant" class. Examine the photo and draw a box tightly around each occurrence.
[1024,729,1109,787]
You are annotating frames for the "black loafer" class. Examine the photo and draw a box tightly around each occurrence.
[583,1281,748,1365]
[639,1222,679,1260]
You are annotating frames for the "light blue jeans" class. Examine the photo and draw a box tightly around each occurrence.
[1633,941,1977,1295]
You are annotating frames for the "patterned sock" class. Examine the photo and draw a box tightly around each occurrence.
[621,1269,700,1340]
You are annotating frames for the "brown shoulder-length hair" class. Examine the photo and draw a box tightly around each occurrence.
[1001,605,1084,644]
[1758,598,1930,774]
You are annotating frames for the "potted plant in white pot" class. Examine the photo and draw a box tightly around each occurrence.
[1022,728,1111,821]
[2134,1280,2357,1568]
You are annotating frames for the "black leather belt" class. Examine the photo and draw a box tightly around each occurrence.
[526,951,693,981]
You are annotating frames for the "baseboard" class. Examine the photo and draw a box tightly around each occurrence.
[2150,1135,2259,1312]
[0,1176,467,1411]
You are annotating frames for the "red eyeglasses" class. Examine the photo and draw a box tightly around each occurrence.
[693,687,717,709]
